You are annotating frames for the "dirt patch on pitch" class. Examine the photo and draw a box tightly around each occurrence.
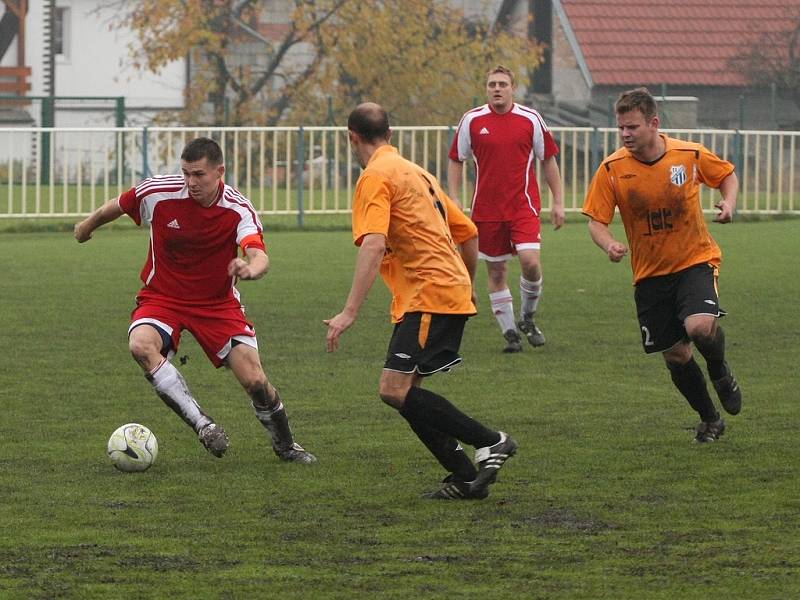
[514,507,616,534]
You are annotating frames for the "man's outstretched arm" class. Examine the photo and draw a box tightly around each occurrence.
[74,198,125,243]
[324,233,386,352]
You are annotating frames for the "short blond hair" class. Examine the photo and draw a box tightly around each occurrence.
[486,65,515,86]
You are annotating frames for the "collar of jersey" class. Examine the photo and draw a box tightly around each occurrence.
[367,144,398,165]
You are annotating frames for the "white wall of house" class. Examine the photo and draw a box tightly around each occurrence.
[25,0,186,126]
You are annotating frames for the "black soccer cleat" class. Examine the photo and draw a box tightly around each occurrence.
[502,329,523,353]
[694,418,726,443]
[273,442,317,464]
[712,362,742,415]
[518,318,546,347]
[421,474,489,500]
[471,432,518,493]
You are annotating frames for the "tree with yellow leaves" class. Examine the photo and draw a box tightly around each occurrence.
[101,0,541,126]
[297,0,540,126]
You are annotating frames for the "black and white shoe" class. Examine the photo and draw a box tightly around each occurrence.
[472,432,518,492]
[198,423,229,458]
[274,442,317,464]
[421,474,488,500]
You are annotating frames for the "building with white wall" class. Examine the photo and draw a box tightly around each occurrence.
[17,0,186,126]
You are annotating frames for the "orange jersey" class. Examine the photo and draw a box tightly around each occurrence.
[352,145,478,323]
[583,135,735,284]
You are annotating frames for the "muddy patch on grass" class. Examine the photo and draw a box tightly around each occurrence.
[514,507,617,534]
[0,544,216,578]
[115,554,201,571]
[411,554,464,563]
[0,555,32,578]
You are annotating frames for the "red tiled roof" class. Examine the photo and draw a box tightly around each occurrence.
[559,0,799,86]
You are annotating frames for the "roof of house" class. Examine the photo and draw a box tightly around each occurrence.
[558,0,798,87]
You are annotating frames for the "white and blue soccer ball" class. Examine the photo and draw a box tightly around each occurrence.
[107,423,158,472]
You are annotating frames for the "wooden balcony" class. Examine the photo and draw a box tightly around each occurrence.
[0,65,31,96]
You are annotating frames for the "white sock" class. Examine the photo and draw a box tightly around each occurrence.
[148,359,211,433]
[520,276,542,319]
[489,289,517,333]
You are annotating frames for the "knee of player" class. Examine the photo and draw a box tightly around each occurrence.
[662,341,693,366]
[687,324,716,346]
[520,263,542,281]
[128,335,161,364]
[378,389,405,410]
[487,267,507,286]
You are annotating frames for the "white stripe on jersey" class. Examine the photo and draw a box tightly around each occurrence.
[134,176,188,226]
[471,159,480,214]
[139,190,184,225]
[454,104,491,161]
[219,186,263,245]
[145,227,157,285]
[511,104,549,161]
[135,174,184,195]
[512,105,549,214]
[523,151,538,216]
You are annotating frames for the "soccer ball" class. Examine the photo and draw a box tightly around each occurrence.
[107,423,158,472]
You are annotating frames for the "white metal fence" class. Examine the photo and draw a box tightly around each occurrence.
[1,126,798,219]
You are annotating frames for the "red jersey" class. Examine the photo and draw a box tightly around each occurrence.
[118,175,265,304]
[449,103,559,222]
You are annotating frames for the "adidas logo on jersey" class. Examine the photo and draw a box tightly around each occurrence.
[479,127,490,135]
[167,219,181,229]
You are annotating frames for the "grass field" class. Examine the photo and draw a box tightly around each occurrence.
[1,218,798,599]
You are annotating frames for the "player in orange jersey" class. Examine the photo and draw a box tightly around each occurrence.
[325,103,517,499]
[583,88,742,443]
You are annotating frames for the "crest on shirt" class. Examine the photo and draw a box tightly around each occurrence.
[670,165,687,186]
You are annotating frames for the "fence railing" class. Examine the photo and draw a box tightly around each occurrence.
[1,126,798,220]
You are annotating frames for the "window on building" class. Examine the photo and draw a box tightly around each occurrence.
[54,7,70,59]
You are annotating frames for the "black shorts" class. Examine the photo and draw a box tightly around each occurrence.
[634,263,726,354]
[384,313,467,376]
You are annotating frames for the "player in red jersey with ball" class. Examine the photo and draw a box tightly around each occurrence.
[75,137,315,464]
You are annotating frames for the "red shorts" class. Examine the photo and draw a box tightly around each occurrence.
[476,212,541,261]
[129,293,257,368]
